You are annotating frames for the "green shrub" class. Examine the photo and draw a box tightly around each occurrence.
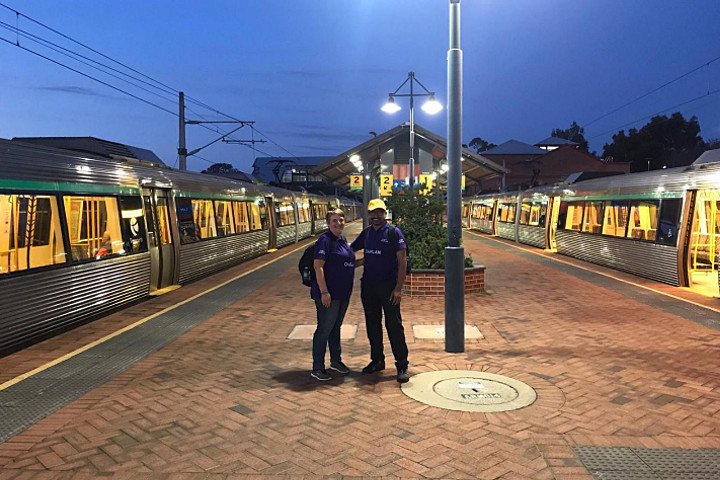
[386,187,473,269]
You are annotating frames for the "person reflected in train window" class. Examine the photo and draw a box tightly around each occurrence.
[350,198,410,384]
[309,208,355,381]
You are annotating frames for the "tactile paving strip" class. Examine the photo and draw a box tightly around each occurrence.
[573,446,720,479]
[0,254,296,443]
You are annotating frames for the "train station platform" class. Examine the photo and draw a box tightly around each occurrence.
[0,222,719,480]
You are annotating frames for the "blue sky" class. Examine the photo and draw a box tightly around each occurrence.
[2,1,720,173]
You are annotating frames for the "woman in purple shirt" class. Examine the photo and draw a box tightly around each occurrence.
[310,208,356,381]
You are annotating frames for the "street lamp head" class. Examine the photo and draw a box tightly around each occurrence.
[381,96,401,113]
[421,94,443,115]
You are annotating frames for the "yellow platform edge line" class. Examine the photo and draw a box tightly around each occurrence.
[0,241,310,392]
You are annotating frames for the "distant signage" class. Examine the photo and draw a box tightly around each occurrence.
[419,174,433,194]
[350,174,363,190]
[380,174,393,196]
[462,174,466,191]
[392,179,406,190]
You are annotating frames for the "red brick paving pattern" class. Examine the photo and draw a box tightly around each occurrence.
[0,224,719,479]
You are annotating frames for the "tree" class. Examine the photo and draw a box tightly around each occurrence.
[602,113,708,172]
[468,137,497,154]
[551,121,589,151]
[201,163,239,175]
[386,187,473,269]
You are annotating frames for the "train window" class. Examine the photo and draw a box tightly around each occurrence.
[626,200,659,241]
[529,204,542,226]
[248,201,267,231]
[276,201,295,226]
[191,199,218,240]
[602,200,629,237]
[582,202,604,234]
[214,200,235,236]
[314,203,328,222]
[538,203,548,227]
[0,194,66,274]
[118,196,148,254]
[507,204,516,223]
[63,196,123,261]
[297,202,310,223]
[656,198,682,246]
[564,202,585,231]
[519,203,531,225]
[232,201,250,232]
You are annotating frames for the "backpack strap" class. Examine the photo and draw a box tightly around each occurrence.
[388,224,399,251]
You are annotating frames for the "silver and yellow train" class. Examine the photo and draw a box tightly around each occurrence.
[464,155,720,297]
[0,139,360,356]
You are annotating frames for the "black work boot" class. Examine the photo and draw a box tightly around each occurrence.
[362,360,385,374]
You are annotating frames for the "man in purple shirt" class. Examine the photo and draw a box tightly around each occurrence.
[350,198,410,383]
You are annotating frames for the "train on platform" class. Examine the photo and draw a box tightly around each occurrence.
[0,138,360,356]
[463,154,720,298]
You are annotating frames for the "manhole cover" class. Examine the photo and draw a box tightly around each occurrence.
[401,370,537,412]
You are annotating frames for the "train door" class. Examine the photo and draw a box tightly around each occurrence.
[142,188,176,292]
[547,196,561,251]
[686,188,720,296]
[265,196,277,251]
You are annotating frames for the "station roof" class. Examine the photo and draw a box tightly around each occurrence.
[12,136,166,167]
[535,136,578,147]
[692,148,720,165]
[310,123,507,187]
[483,139,546,155]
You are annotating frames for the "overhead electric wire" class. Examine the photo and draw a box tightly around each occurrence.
[588,87,720,140]
[1,2,303,165]
[583,54,720,129]
[0,21,178,105]
[0,34,178,116]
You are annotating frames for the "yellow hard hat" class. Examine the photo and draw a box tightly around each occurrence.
[367,198,387,211]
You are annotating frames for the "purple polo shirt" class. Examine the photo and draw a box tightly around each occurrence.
[350,222,406,284]
[310,231,356,301]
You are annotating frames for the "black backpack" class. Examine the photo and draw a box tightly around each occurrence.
[298,235,336,287]
[357,224,411,274]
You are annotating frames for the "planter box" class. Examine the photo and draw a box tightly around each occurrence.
[403,264,485,297]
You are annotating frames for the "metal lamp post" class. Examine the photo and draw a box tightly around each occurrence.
[445,0,464,353]
[381,72,442,189]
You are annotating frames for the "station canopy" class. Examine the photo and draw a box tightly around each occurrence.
[310,123,507,188]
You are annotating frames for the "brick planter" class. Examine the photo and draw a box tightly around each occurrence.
[403,264,485,297]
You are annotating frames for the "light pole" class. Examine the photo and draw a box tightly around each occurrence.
[445,0,464,353]
[381,72,442,189]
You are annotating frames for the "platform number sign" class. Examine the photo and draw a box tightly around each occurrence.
[380,174,393,196]
[419,174,433,194]
[350,174,363,190]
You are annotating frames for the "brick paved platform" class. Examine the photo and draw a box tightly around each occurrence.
[0,223,719,479]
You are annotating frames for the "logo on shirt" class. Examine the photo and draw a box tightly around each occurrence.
[365,249,382,255]
[380,238,388,243]
[343,261,354,267]
[317,249,326,255]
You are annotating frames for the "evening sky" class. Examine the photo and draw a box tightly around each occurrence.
[2,0,720,173]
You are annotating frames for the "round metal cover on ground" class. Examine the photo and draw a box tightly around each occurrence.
[401,370,537,412]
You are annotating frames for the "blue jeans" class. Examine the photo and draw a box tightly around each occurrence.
[312,298,349,370]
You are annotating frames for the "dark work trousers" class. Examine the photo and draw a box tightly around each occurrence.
[312,298,349,370]
[360,280,409,370]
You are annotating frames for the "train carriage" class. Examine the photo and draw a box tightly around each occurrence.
[464,154,719,297]
[555,162,720,292]
[0,139,345,356]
